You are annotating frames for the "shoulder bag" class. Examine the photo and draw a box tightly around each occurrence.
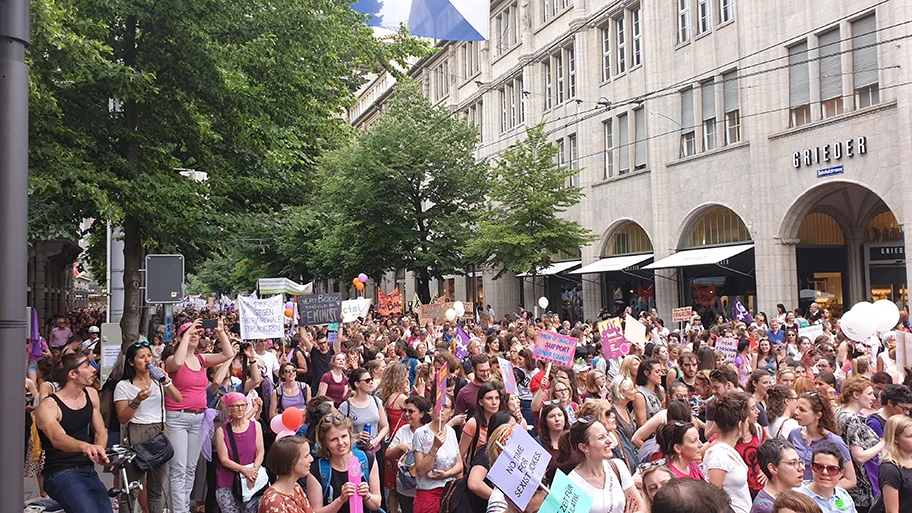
[129,382,174,472]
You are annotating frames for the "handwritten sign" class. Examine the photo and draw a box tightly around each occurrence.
[486,426,552,510]
[377,287,402,316]
[799,324,824,341]
[341,298,372,323]
[716,337,739,364]
[238,294,285,339]
[539,469,594,513]
[434,366,448,416]
[297,293,343,326]
[498,357,518,395]
[598,317,629,360]
[533,331,578,368]
[672,306,693,323]
[418,303,447,326]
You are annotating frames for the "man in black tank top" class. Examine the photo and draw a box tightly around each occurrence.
[36,353,112,512]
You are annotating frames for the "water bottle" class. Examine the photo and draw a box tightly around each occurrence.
[362,423,372,447]
[147,363,168,383]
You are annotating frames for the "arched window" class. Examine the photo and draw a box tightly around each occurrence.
[681,206,751,248]
[797,213,845,245]
[603,222,653,255]
[866,211,903,243]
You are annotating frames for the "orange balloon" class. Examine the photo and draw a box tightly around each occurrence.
[284,309,294,318]
[352,277,360,285]
[355,282,365,291]
[281,407,303,431]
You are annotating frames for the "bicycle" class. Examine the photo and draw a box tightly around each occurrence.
[106,445,143,513]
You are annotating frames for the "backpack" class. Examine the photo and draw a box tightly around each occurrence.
[314,448,385,513]
[276,382,308,414]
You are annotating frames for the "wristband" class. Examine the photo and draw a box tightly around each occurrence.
[163,381,173,388]
[129,400,139,409]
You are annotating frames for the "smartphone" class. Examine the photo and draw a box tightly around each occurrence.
[201,319,218,329]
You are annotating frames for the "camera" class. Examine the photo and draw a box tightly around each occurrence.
[240,342,251,351]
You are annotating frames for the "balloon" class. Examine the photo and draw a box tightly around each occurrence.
[352,277,360,286]
[445,308,457,321]
[282,407,303,431]
[275,428,296,440]
[841,309,877,341]
[358,273,368,283]
[851,301,876,318]
[285,301,294,310]
[453,301,465,316]
[284,309,294,318]
[873,299,900,332]
[355,281,365,291]
[538,296,549,309]
[270,414,286,435]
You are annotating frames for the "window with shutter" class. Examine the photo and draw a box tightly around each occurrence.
[852,14,879,108]
[788,42,811,127]
[818,29,843,118]
[618,113,630,174]
[680,88,696,157]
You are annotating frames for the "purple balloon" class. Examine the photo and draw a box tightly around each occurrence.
[285,301,294,310]
[358,273,368,283]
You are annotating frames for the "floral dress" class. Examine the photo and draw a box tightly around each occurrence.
[257,483,313,513]
[835,408,879,509]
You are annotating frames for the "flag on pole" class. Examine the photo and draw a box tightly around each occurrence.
[352,0,490,41]
[732,297,754,325]
[454,325,470,360]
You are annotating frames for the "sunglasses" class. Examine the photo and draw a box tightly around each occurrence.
[321,414,347,424]
[282,368,296,374]
[811,463,842,475]
[359,378,374,383]
[133,340,151,348]
[638,458,667,471]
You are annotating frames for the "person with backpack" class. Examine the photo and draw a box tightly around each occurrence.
[305,415,382,513]
[269,362,311,421]
[413,394,462,513]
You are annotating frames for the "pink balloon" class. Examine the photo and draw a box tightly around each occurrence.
[270,414,286,435]
[275,428,296,440]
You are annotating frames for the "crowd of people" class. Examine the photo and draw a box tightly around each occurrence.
[23,300,912,513]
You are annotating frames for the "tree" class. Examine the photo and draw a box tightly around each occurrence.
[311,79,488,302]
[466,124,597,300]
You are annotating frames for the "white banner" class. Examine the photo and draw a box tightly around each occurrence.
[238,294,285,340]
[341,298,372,323]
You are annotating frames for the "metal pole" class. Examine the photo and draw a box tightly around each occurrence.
[0,0,30,509]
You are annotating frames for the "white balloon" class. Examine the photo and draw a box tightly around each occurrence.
[841,309,877,341]
[453,301,465,316]
[538,296,549,309]
[445,308,457,321]
[873,299,900,332]
[851,301,876,318]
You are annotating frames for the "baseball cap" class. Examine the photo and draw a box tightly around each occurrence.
[88,326,100,333]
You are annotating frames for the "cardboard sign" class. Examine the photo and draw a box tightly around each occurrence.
[533,331,578,367]
[341,298,372,323]
[238,294,285,339]
[418,303,447,326]
[716,337,739,363]
[539,469,594,513]
[434,366,448,416]
[297,293,343,326]
[486,426,552,510]
[377,287,402,316]
[672,306,693,323]
[498,357,518,395]
[798,324,824,340]
[598,317,629,360]
[896,331,912,381]
[623,314,647,344]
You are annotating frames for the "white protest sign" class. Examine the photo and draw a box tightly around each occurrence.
[798,324,824,341]
[238,294,285,340]
[486,424,552,510]
[341,298,372,323]
[624,314,647,344]
[716,337,739,363]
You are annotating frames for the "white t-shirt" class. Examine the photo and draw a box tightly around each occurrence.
[256,350,280,380]
[769,416,800,439]
[567,459,634,513]
[413,424,459,490]
[702,443,752,513]
[114,380,165,424]
[391,424,417,498]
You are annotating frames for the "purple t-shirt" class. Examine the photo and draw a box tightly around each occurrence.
[750,489,775,513]
[787,429,852,481]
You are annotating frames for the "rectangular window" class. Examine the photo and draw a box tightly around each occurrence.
[618,113,630,174]
[702,80,716,151]
[508,83,516,128]
[466,101,483,142]
[604,119,614,178]
[818,29,843,118]
[495,3,519,56]
[568,47,576,98]
[544,61,552,109]
[555,53,564,104]
[518,77,526,123]
[723,70,740,144]
[568,134,579,186]
[852,14,879,108]
[721,0,734,23]
[543,0,550,23]
[680,87,696,157]
[788,42,811,127]
[678,0,691,43]
[634,107,646,169]
[616,16,626,74]
[557,138,565,167]
[632,8,642,67]
[500,88,508,132]
[602,26,611,81]
[698,0,712,33]
[462,42,479,79]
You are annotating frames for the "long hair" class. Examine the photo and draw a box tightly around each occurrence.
[766,385,793,420]
[882,416,912,464]
[377,362,408,405]
[801,392,840,435]
[120,342,149,383]
[538,403,569,448]
[473,382,505,429]
[556,416,599,464]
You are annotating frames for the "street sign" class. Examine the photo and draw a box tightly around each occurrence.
[145,254,184,303]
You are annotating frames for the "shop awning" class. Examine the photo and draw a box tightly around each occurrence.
[570,254,654,274]
[643,244,754,270]
[517,260,582,277]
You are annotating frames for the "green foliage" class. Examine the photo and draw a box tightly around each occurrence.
[466,124,597,278]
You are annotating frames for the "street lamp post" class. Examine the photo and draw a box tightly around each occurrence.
[0,0,30,508]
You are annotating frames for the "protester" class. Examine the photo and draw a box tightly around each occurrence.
[772,490,824,513]
[752,439,806,513]
[866,383,912,437]
[704,392,753,513]
[259,436,315,513]
[640,464,675,510]
[796,444,857,513]
[787,393,856,488]
[767,385,800,439]
[656,419,704,479]
[652,477,733,513]
[387,396,432,513]
[459,382,506,464]
[878,415,912,513]
[834,376,882,510]
[633,358,665,426]
[270,362,311,420]
[306,415,382,513]
[317,353,350,408]
[413,395,461,513]
[215,392,266,513]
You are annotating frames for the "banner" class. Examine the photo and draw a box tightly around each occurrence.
[257,278,313,296]
[377,287,402,316]
[238,294,285,339]
[498,357,517,395]
[598,317,629,360]
[417,301,475,325]
[732,297,754,324]
[486,426,552,510]
[716,337,739,363]
[454,325,471,360]
[297,293,343,326]
[799,324,824,340]
[672,306,693,323]
[341,298,372,323]
[539,469,594,513]
[533,331,578,367]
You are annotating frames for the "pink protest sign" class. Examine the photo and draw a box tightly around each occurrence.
[498,357,518,395]
[598,317,629,360]
[434,366,448,416]
[348,454,363,513]
[532,330,578,367]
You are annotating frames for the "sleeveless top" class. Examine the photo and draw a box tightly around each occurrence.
[636,386,662,418]
[39,389,94,476]
[165,354,208,411]
[216,420,258,488]
[276,382,307,413]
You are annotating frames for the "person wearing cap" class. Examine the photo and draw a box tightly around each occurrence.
[81,325,101,353]
[165,318,236,513]
[215,392,265,512]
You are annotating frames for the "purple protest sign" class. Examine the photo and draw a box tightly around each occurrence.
[598,317,629,360]
[498,357,517,395]
[733,297,754,324]
[454,325,470,361]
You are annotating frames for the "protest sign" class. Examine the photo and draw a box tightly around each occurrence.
[257,278,313,296]
[539,469,594,513]
[486,426,552,511]
[623,314,647,344]
[732,297,754,324]
[498,357,518,395]
[716,337,739,363]
[533,331,578,367]
[297,293,343,326]
[341,298,372,323]
[897,331,912,381]
[799,324,824,340]
[434,366,448,416]
[672,306,693,323]
[598,317,629,360]
[238,294,285,339]
[454,325,470,360]
[377,287,402,316]
[418,303,447,325]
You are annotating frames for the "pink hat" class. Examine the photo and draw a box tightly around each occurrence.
[222,392,247,407]
[177,322,193,338]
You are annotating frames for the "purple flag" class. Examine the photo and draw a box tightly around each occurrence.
[454,325,470,360]
[30,308,43,358]
[732,297,754,324]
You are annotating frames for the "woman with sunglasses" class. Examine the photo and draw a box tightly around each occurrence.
[114,339,183,513]
[340,368,389,480]
[656,418,704,479]
[269,362,312,421]
[796,444,857,513]
[387,396,433,513]
[413,395,463,513]
[306,415,382,513]
[214,392,266,513]
[788,393,856,489]
[378,363,410,513]
[558,416,643,513]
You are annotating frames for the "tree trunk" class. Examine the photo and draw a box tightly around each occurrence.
[120,215,142,346]
[417,267,431,304]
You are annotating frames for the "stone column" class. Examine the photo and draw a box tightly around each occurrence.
[654,269,678,319]
[759,238,799,314]
[454,275,468,302]
[582,273,602,320]
[845,235,866,303]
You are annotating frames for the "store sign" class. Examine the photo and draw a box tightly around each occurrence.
[793,136,867,169]
[869,245,905,262]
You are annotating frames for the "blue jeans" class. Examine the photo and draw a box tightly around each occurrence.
[166,410,205,513]
[44,466,111,513]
